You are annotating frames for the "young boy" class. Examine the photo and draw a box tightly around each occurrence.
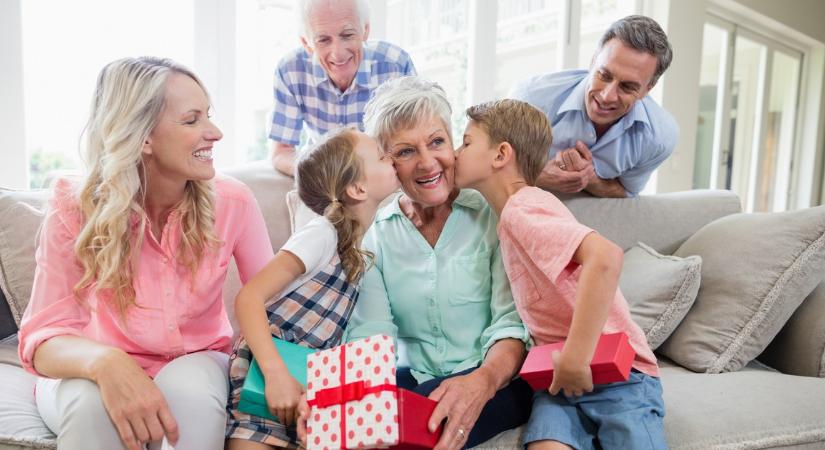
[454,99,666,450]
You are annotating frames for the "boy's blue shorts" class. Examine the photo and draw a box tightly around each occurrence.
[522,370,667,450]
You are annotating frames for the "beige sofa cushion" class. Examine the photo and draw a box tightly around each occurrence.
[660,206,825,373]
[760,280,825,378]
[0,362,56,448]
[620,243,701,350]
[474,359,825,450]
[659,359,825,449]
[0,189,48,327]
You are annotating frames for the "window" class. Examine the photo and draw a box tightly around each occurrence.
[495,0,563,99]
[235,0,301,163]
[15,0,640,188]
[21,0,194,188]
[578,0,635,67]
[386,0,470,136]
[694,16,803,212]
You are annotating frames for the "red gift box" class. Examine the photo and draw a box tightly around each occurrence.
[387,389,441,450]
[306,335,441,449]
[519,332,636,391]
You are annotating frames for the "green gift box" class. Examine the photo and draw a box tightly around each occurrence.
[238,337,316,421]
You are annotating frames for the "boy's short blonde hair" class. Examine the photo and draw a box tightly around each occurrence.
[466,99,553,186]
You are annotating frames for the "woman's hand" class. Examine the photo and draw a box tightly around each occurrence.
[265,371,304,426]
[548,350,594,397]
[92,348,179,450]
[427,367,497,450]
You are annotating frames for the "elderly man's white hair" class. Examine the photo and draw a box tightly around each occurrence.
[297,0,371,38]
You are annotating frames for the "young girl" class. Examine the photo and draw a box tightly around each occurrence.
[225,128,400,449]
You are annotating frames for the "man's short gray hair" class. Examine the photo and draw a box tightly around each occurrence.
[597,15,673,86]
[297,0,370,38]
[363,76,453,152]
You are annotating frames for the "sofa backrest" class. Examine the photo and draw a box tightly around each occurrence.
[0,164,745,339]
[558,189,742,254]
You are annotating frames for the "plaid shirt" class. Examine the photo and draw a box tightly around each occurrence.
[269,40,417,146]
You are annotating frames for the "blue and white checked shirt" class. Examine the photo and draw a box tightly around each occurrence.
[269,40,417,147]
[510,70,678,196]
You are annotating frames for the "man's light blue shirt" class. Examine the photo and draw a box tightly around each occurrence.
[510,69,678,196]
[270,40,416,147]
[344,190,529,382]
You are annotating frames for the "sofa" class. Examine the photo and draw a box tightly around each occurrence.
[1,160,824,450]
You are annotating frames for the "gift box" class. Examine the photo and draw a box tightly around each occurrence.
[388,388,441,450]
[520,332,636,391]
[306,335,441,450]
[238,337,316,421]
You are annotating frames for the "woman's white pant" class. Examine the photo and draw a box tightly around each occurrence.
[36,351,229,450]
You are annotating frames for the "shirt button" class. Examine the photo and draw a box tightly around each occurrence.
[433,325,440,333]
[167,325,174,331]
[165,290,171,296]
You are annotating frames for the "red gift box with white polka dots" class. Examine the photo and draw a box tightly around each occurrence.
[305,335,440,449]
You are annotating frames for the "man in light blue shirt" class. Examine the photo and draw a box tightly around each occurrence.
[510,15,677,197]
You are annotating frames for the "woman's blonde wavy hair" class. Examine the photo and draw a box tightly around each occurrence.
[74,56,220,316]
[295,128,372,284]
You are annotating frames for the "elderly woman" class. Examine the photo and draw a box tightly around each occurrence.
[344,76,534,449]
[17,57,273,450]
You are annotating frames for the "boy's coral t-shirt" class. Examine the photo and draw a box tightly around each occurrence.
[498,187,658,377]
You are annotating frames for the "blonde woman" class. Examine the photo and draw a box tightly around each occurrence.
[17,57,274,450]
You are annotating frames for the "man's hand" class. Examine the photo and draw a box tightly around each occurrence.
[558,140,593,171]
[537,152,594,194]
[548,350,594,398]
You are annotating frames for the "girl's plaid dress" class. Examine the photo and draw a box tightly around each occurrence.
[226,253,359,447]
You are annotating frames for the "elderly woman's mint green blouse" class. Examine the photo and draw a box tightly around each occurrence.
[344,189,529,382]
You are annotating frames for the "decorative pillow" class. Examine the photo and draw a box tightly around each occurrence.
[620,242,701,350]
[0,188,49,327]
[659,205,825,373]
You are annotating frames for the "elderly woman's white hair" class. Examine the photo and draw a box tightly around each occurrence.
[297,0,370,37]
[363,76,452,151]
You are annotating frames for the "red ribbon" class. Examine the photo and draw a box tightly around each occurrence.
[308,342,396,448]
[309,380,395,408]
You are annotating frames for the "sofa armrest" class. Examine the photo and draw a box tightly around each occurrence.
[559,189,742,254]
[759,281,825,378]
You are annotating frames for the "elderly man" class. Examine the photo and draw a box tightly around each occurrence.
[270,0,417,176]
[510,15,677,198]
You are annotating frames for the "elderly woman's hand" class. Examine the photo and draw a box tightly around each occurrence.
[427,366,497,450]
[93,348,179,450]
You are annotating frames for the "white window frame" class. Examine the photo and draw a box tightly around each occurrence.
[706,0,824,209]
[0,0,28,189]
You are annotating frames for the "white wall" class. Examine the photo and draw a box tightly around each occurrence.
[732,0,825,43]
[0,0,28,189]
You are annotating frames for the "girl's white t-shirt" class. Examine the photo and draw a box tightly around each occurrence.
[278,215,338,298]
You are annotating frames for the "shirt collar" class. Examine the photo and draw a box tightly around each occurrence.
[375,189,484,222]
[557,73,652,130]
[310,43,373,92]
